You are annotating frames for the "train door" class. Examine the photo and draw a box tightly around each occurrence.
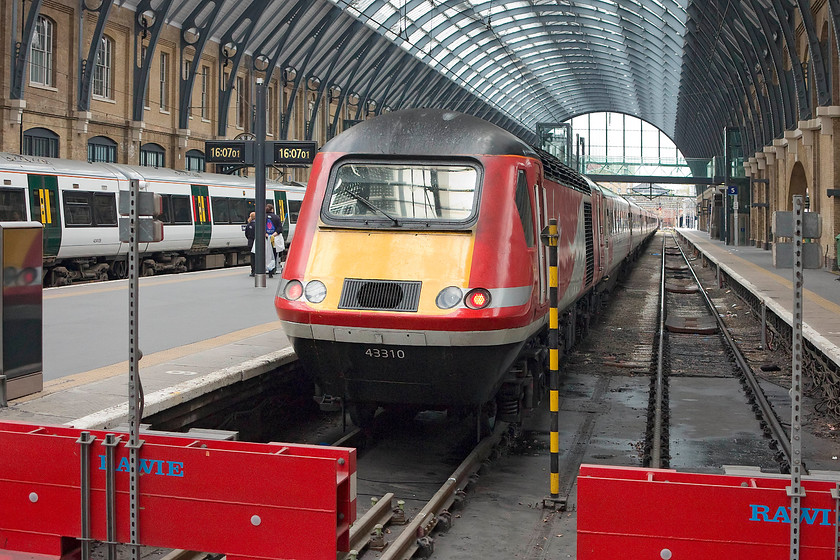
[273,190,289,239]
[27,174,60,257]
[191,184,211,250]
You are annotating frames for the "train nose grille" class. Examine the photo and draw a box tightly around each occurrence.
[338,279,422,312]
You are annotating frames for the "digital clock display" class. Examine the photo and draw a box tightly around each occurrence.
[271,141,318,166]
[205,141,249,163]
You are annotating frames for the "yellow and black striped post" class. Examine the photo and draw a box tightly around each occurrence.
[540,218,563,509]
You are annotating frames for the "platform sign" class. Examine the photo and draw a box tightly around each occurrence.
[270,141,318,166]
[205,141,253,165]
[727,185,738,195]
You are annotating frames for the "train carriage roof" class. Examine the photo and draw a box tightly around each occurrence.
[322,109,538,159]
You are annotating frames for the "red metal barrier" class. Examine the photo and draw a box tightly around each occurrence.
[578,464,840,559]
[0,421,356,560]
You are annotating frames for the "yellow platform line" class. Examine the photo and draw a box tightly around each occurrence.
[718,252,840,316]
[16,322,282,403]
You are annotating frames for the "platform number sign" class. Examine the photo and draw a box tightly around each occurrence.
[727,185,738,195]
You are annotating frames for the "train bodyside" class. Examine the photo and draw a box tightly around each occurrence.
[275,109,657,419]
[0,153,304,284]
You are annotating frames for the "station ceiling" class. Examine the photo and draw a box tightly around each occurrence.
[127,0,830,161]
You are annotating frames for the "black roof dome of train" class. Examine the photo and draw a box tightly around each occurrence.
[321,108,538,158]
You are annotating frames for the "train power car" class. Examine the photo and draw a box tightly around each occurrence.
[0,153,305,285]
[275,109,657,427]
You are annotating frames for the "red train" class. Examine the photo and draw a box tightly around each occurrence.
[275,109,657,426]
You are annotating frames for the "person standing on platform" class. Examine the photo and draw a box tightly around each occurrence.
[244,211,256,277]
[265,203,284,278]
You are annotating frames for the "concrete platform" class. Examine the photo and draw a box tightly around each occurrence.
[677,228,840,369]
[0,268,295,429]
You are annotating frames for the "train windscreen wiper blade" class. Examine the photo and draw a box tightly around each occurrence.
[345,189,401,226]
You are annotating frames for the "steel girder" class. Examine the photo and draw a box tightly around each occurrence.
[77,0,116,112]
[675,0,820,158]
[132,0,175,122]
[12,0,840,162]
[177,0,225,130]
[9,0,45,100]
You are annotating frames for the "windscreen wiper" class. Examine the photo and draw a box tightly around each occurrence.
[345,189,401,226]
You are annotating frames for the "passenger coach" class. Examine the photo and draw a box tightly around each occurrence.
[0,153,305,285]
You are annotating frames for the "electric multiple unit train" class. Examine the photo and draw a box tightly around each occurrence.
[274,109,658,426]
[0,153,305,286]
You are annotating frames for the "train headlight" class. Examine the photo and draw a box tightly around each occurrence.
[304,280,327,303]
[464,288,491,309]
[284,280,303,301]
[435,286,463,309]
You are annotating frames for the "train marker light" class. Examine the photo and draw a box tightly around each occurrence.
[304,280,327,303]
[464,288,491,309]
[435,286,463,309]
[285,280,303,300]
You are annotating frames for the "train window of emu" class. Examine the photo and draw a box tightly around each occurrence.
[0,188,26,221]
[63,192,117,227]
[324,162,479,226]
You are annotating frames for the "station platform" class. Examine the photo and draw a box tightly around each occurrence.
[0,268,294,429]
[676,228,840,370]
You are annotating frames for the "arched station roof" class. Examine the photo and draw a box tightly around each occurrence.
[80,0,837,159]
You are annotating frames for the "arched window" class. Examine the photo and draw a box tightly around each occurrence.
[92,36,114,98]
[88,136,117,163]
[30,15,54,87]
[185,149,205,172]
[23,127,59,157]
[140,143,165,167]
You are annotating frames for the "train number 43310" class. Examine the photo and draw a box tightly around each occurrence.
[364,348,406,359]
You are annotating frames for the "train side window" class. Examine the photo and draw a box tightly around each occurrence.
[158,194,173,224]
[64,192,93,226]
[288,199,302,224]
[211,196,230,224]
[514,171,535,247]
[171,195,192,224]
[92,193,117,226]
[0,187,26,220]
[230,198,248,224]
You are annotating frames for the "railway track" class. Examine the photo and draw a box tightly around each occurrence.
[85,230,840,559]
[646,233,789,472]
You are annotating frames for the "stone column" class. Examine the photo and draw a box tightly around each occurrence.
[3,99,26,153]
[128,120,145,165]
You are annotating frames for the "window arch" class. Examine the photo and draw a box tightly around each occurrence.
[23,127,59,157]
[140,143,165,167]
[88,136,117,163]
[185,149,205,172]
[92,36,114,98]
[30,15,54,87]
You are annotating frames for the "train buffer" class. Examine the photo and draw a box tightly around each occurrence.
[577,464,840,559]
[0,421,356,560]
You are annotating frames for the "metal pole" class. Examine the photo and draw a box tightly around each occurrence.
[546,219,560,501]
[77,431,94,560]
[127,178,143,560]
[788,195,805,560]
[103,433,120,560]
[254,77,267,288]
[760,301,767,350]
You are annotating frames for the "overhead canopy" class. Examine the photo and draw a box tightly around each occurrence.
[122,0,828,160]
